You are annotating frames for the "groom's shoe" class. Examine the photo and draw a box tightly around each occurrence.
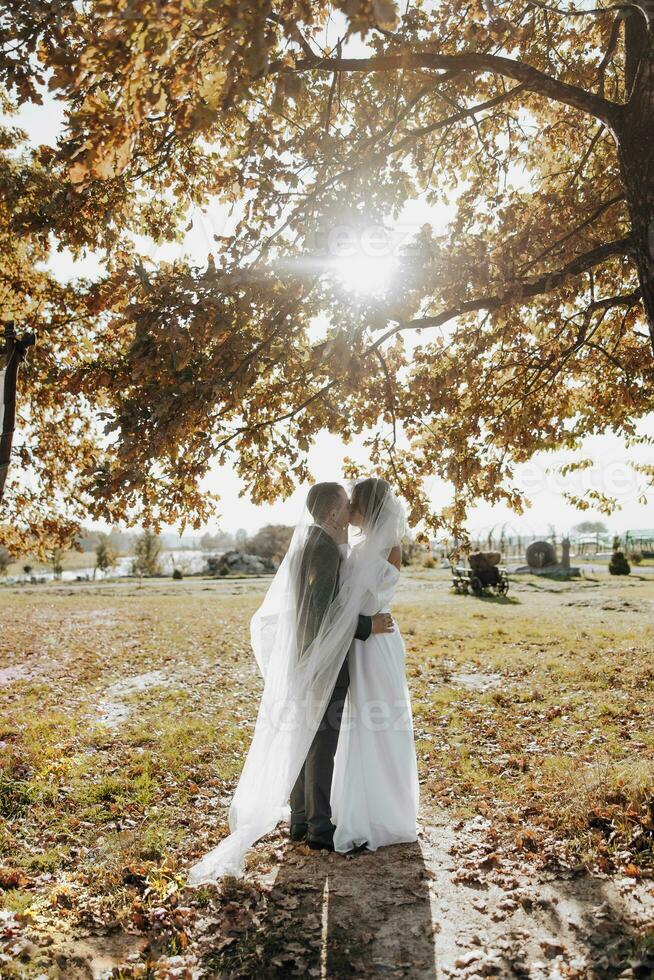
[290,822,308,842]
[307,836,335,852]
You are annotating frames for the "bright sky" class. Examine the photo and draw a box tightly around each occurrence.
[5,46,654,539]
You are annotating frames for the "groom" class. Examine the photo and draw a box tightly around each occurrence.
[290,482,394,850]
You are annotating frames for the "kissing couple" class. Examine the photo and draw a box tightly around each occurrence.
[187,477,420,884]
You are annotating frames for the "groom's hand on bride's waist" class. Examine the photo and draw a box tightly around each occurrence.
[370,612,394,635]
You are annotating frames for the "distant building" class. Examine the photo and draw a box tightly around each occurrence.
[624,529,654,556]
[572,532,612,556]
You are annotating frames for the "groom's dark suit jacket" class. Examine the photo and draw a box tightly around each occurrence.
[296,524,372,682]
[290,524,372,838]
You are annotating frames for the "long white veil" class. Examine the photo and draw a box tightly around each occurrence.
[186,480,406,885]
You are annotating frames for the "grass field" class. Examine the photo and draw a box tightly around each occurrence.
[1,568,653,976]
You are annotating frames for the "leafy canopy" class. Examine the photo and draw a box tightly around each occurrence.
[1,0,653,553]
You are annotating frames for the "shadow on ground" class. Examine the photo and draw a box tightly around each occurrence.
[197,838,435,979]
[42,819,654,978]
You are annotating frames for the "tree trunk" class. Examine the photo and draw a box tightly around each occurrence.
[1,322,35,500]
[617,19,654,354]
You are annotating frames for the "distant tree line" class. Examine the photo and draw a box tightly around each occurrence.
[245,525,294,562]
[0,525,434,577]
[199,530,236,551]
[4,518,650,582]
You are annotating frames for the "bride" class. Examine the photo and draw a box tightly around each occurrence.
[332,477,420,853]
[186,477,419,885]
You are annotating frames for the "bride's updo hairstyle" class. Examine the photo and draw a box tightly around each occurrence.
[351,477,391,528]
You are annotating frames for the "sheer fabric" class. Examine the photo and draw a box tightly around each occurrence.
[186,484,406,885]
[331,556,420,852]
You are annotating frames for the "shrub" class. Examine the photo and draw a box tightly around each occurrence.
[48,547,64,580]
[172,568,183,580]
[247,525,293,561]
[401,535,422,566]
[205,555,222,575]
[95,533,118,577]
[609,550,631,576]
[132,529,162,577]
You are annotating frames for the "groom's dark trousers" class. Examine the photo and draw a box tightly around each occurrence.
[290,525,371,843]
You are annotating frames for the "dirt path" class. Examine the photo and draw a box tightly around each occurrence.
[37,804,653,979]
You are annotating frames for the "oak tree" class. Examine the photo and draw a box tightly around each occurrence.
[2,1,654,552]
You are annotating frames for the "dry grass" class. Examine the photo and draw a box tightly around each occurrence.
[398,568,654,872]
[0,569,653,973]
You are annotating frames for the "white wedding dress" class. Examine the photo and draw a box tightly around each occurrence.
[186,486,413,886]
[331,552,420,853]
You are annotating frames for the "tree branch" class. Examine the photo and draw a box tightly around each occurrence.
[290,50,620,127]
[387,84,527,157]
[587,288,641,311]
[518,192,624,273]
[212,240,636,453]
[378,236,634,339]
[266,12,317,61]
[596,14,623,96]
[624,7,649,97]
[566,123,606,187]
[525,1,651,18]
[373,348,398,449]
[214,378,340,451]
